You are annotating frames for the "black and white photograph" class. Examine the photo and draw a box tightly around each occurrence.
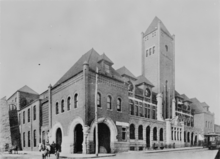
[0,0,219,159]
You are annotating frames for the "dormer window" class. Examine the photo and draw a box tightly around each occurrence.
[105,63,110,73]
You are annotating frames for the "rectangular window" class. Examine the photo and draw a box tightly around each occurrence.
[33,106,36,120]
[28,109,30,122]
[122,127,126,140]
[149,48,151,55]
[23,111,25,124]
[136,105,139,116]
[23,132,25,147]
[152,108,156,119]
[105,64,110,73]
[146,50,148,57]
[28,131,30,147]
[19,113,21,125]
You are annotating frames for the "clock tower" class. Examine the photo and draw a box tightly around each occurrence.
[141,17,175,119]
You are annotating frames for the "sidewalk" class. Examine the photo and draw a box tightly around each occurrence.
[1,150,116,158]
[144,146,205,153]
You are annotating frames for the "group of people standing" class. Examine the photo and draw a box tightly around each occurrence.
[39,141,61,159]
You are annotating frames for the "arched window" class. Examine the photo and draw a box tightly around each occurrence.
[153,46,155,54]
[97,93,101,107]
[130,124,135,139]
[153,127,157,141]
[61,100,64,112]
[138,125,143,140]
[56,102,59,114]
[74,94,78,108]
[160,128,163,141]
[165,45,168,51]
[130,100,134,115]
[187,132,190,142]
[184,131,186,142]
[107,95,112,109]
[33,130,36,147]
[146,50,148,57]
[67,97,71,110]
[117,98,122,111]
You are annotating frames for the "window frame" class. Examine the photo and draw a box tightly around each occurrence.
[56,102,59,114]
[61,99,65,113]
[117,98,122,112]
[67,96,71,111]
[33,105,36,120]
[28,108,30,122]
[74,93,78,108]
[97,92,101,108]
[107,95,112,110]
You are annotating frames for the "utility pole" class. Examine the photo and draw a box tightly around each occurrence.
[95,67,99,156]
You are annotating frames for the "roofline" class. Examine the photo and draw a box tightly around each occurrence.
[89,69,124,84]
[18,99,40,111]
[52,70,84,90]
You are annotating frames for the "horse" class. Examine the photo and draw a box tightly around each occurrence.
[9,145,18,154]
[39,143,51,159]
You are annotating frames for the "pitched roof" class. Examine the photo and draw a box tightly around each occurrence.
[98,53,113,64]
[201,102,209,107]
[175,90,183,98]
[134,75,154,87]
[190,98,205,114]
[180,94,191,103]
[116,66,137,79]
[18,85,38,95]
[54,48,122,87]
[145,16,172,37]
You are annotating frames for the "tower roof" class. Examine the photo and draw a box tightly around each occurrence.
[135,75,154,87]
[98,53,114,65]
[54,48,122,87]
[116,66,137,80]
[145,16,172,37]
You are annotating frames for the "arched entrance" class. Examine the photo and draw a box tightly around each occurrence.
[74,124,83,153]
[94,123,110,153]
[56,128,62,152]
[146,126,150,148]
[191,133,194,146]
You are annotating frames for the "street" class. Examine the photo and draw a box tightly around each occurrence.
[0,148,219,159]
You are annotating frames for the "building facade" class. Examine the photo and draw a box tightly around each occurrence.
[1,17,216,153]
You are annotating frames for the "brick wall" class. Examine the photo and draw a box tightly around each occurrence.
[0,97,12,152]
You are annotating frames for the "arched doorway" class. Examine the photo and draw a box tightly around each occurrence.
[74,124,83,153]
[56,128,62,152]
[94,123,110,153]
[191,133,194,146]
[146,126,150,148]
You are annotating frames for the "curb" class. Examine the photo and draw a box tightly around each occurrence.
[144,147,205,154]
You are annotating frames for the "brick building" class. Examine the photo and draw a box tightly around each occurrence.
[1,17,216,153]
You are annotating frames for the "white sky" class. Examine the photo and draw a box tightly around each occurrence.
[0,0,219,124]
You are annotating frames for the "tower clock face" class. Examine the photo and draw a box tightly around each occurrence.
[127,81,133,91]
[145,88,151,97]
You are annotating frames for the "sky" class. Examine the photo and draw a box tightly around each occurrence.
[0,0,219,124]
